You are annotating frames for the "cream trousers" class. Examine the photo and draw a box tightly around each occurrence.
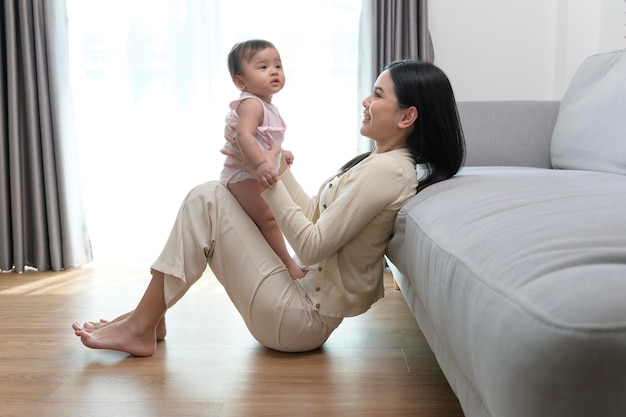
[151,181,342,352]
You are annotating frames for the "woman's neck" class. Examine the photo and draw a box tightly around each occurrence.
[372,142,407,154]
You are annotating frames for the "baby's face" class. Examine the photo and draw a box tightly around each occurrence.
[234,47,285,102]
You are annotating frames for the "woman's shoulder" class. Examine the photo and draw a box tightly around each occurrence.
[351,149,417,187]
[367,149,416,173]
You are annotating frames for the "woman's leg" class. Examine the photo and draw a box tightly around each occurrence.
[73,182,338,355]
[72,181,272,355]
[151,182,340,351]
[72,270,167,356]
[72,182,225,355]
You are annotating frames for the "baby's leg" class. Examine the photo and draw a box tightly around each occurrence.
[229,179,306,279]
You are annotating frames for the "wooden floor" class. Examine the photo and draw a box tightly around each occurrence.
[0,263,464,417]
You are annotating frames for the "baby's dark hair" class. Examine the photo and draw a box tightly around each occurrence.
[227,39,277,77]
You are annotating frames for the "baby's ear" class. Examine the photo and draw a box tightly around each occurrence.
[233,75,246,91]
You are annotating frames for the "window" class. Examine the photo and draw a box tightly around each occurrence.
[67,0,362,263]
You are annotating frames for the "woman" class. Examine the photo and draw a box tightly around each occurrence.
[72,60,465,356]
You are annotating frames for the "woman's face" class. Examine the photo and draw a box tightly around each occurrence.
[360,70,410,147]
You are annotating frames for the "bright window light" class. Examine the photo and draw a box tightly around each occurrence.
[67,0,362,263]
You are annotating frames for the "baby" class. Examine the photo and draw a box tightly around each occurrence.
[219,39,306,279]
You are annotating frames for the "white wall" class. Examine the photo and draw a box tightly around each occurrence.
[429,0,626,101]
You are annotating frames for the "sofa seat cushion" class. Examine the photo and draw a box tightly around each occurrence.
[386,166,626,417]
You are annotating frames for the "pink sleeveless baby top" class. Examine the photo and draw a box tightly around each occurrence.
[219,92,287,185]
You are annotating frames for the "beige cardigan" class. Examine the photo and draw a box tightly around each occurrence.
[262,149,417,318]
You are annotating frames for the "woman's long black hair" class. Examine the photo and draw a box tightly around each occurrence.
[386,60,465,190]
[341,60,465,192]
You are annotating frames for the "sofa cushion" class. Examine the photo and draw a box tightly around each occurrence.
[550,49,626,175]
[458,101,559,169]
[386,166,626,417]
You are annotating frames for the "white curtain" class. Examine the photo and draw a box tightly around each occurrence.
[67,0,362,263]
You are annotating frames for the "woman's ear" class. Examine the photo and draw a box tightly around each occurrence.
[398,106,418,128]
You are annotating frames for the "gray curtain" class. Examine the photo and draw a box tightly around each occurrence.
[357,0,433,152]
[1,0,92,273]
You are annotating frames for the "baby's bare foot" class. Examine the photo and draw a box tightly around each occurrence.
[287,259,307,280]
[72,317,157,357]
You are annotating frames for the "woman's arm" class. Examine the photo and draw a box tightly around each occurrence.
[279,168,321,220]
[223,144,320,219]
[263,156,408,265]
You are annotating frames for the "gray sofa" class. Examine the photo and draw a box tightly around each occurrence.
[385,49,626,417]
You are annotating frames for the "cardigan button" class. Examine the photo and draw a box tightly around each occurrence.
[315,303,321,309]
[315,287,321,292]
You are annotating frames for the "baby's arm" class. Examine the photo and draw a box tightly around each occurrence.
[235,99,278,186]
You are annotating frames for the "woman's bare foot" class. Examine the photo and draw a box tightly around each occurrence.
[72,315,157,357]
[83,312,167,341]
[286,258,307,280]
[74,270,168,356]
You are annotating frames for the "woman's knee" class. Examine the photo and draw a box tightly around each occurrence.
[183,181,235,217]
[186,181,220,202]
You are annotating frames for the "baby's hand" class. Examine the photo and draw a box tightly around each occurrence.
[283,150,294,167]
[256,162,278,187]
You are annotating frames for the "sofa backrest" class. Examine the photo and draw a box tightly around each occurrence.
[550,49,626,175]
[458,101,559,168]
